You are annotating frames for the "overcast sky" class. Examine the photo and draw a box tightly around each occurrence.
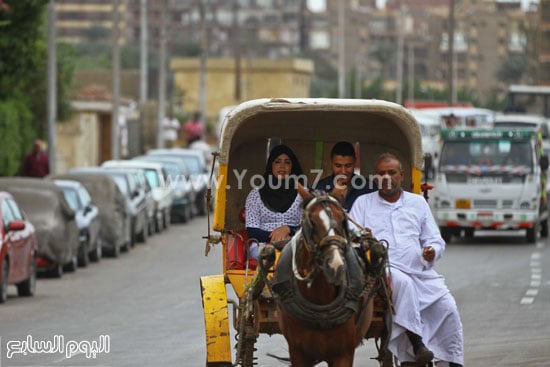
[307,0,536,12]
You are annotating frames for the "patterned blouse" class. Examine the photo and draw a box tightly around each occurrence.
[245,188,303,239]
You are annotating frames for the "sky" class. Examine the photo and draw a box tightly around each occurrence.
[307,0,387,11]
[307,0,536,12]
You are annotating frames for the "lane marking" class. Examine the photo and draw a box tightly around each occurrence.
[521,247,544,305]
[520,297,534,305]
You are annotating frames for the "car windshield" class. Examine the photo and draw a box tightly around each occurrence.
[61,188,81,211]
[440,140,533,176]
[144,169,160,188]
[181,156,201,174]
[162,163,182,181]
[109,175,129,194]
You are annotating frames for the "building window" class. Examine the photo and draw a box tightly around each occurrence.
[308,0,326,13]
[310,29,329,49]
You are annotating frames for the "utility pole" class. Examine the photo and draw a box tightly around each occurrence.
[448,0,455,106]
[47,0,57,173]
[199,1,208,123]
[140,0,148,103]
[157,0,167,148]
[395,7,404,105]
[408,42,414,106]
[111,0,120,160]
[298,0,308,53]
[337,1,346,98]
[233,0,241,103]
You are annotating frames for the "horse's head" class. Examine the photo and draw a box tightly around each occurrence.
[298,186,350,286]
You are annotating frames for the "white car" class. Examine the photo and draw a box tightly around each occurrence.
[101,160,174,233]
[146,148,211,216]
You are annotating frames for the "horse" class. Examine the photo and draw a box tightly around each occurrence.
[271,187,374,367]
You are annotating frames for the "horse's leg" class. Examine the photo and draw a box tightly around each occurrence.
[327,352,355,367]
[288,346,316,367]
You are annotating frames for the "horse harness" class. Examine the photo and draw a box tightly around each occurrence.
[271,193,368,329]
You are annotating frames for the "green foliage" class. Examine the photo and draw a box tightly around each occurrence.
[0,0,49,173]
[496,54,527,84]
[0,100,33,176]
[57,43,77,121]
[172,41,201,57]
[0,0,48,100]
[0,1,78,174]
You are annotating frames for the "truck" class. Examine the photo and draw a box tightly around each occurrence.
[431,128,549,243]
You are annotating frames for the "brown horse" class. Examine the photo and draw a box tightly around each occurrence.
[271,188,374,367]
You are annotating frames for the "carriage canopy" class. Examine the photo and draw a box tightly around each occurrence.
[213,98,424,232]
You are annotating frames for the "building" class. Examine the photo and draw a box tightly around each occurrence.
[170,57,314,120]
[55,0,539,104]
[55,0,132,44]
[539,0,550,84]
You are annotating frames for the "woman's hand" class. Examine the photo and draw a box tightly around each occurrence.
[270,226,291,242]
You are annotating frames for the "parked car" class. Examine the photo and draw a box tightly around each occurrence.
[69,167,146,249]
[146,148,210,215]
[101,160,173,232]
[0,178,79,278]
[132,155,195,223]
[120,168,156,236]
[0,192,38,303]
[52,180,102,266]
[52,172,130,258]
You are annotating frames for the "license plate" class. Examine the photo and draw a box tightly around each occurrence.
[477,212,493,218]
[455,199,471,209]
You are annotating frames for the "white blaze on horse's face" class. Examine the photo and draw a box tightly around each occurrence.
[318,209,345,270]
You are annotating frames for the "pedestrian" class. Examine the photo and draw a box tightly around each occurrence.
[183,112,204,145]
[21,139,50,178]
[162,114,181,148]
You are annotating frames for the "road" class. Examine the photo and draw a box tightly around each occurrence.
[0,217,549,366]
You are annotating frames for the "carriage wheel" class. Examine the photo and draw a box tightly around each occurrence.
[240,322,257,367]
[236,294,258,367]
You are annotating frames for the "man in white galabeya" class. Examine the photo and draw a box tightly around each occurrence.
[349,153,464,367]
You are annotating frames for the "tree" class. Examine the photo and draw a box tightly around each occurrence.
[496,54,528,84]
[0,0,75,175]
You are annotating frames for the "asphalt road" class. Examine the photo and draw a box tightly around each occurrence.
[0,217,549,366]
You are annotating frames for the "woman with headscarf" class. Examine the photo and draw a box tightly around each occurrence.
[245,144,304,258]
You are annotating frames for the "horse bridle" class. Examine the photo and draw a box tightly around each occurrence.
[292,193,349,283]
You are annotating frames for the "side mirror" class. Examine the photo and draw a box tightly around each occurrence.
[423,153,433,178]
[541,155,549,171]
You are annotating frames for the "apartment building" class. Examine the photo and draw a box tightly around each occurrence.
[539,0,550,84]
[55,0,541,102]
[56,0,131,44]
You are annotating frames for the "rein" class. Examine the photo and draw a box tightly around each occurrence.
[293,194,348,286]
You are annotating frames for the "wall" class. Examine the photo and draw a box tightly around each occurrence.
[56,111,99,173]
[170,57,314,122]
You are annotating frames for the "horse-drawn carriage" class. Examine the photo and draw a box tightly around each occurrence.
[201,98,427,367]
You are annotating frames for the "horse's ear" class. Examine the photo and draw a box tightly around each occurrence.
[297,183,312,200]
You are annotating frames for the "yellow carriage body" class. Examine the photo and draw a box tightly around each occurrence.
[201,98,425,366]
